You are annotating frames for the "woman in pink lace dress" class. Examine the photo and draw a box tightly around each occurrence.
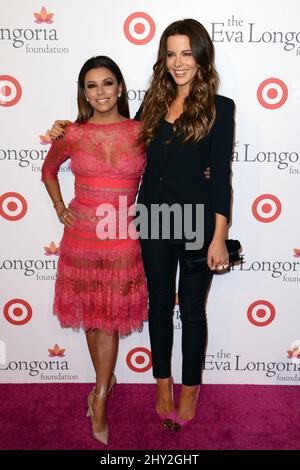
[41,56,148,445]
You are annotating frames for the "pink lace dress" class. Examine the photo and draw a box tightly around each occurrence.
[41,119,148,336]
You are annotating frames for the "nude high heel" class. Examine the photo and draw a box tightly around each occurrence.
[86,374,116,445]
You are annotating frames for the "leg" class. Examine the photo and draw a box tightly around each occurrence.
[140,238,179,415]
[177,257,213,419]
[85,328,119,432]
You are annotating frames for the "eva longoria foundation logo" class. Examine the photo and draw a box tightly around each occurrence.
[0,241,60,280]
[231,251,300,283]
[204,349,300,382]
[0,346,77,381]
[287,340,300,364]
[0,6,69,54]
[211,15,300,56]
[48,344,65,357]
[44,241,60,256]
[232,142,300,175]
[34,6,54,24]
[293,248,300,257]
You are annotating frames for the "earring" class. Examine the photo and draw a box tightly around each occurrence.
[118,93,121,98]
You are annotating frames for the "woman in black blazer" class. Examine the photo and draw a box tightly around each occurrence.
[136,19,235,431]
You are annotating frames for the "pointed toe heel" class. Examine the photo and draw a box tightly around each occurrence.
[86,373,116,445]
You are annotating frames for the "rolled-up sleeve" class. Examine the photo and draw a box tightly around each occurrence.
[210,98,235,223]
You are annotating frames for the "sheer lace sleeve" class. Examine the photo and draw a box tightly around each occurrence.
[41,136,71,182]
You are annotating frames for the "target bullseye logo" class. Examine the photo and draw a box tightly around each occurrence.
[4,299,33,326]
[124,12,155,45]
[0,192,28,221]
[247,300,276,327]
[0,75,22,107]
[126,347,152,372]
[252,194,281,223]
[257,78,288,109]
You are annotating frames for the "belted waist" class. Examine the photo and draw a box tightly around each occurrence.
[76,175,140,189]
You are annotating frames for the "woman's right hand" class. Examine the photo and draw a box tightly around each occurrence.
[49,120,72,140]
[204,166,211,179]
[55,202,78,227]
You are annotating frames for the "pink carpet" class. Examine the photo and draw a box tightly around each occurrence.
[1,383,299,450]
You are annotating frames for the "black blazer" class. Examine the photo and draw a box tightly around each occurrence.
[135,94,235,243]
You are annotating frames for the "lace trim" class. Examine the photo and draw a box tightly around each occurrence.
[57,272,146,295]
[61,252,140,269]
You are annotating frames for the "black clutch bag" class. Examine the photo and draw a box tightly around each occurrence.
[182,239,243,274]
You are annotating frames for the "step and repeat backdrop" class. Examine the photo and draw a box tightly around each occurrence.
[1,0,299,385]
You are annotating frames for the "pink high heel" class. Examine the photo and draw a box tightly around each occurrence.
[172,386,201,432]
[86,374,116,445]
[156,377,176,429]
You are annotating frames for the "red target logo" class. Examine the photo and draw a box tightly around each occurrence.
[126,347,152,372]
[4,299,33,326]
[252,194,281,223]
[0,75,22,107]
[257,78,288,109]
[0,192,28,221]
[124,12,155,45]
[247,300,276,327]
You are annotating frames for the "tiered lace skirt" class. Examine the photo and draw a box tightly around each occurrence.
[53,177,148,337]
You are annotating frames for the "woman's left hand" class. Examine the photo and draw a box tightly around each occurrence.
[207,239,229,271]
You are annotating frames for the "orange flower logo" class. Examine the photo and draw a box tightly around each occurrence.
[48,344,65,357]
[287,341,300,364]
[293,248,300,257]
[44,241,60,256]
[39,131,52,145]
[287,347,300,359]
[34,6,54,24]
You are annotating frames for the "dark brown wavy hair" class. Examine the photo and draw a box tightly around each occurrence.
[76,56,129,124]
[138,19,219,146]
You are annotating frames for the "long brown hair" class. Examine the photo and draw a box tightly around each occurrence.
[76,56,129,124]
[138,19,219,147]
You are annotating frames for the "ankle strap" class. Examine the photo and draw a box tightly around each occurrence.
[93,373,116,398]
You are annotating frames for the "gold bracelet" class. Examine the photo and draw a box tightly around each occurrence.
[53,199,64,207]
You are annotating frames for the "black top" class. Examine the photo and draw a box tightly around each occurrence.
[134,94,235,243]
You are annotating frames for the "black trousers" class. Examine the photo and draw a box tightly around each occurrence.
[140,238,213,386]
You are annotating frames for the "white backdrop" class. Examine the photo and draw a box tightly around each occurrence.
[1,0,299,385]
